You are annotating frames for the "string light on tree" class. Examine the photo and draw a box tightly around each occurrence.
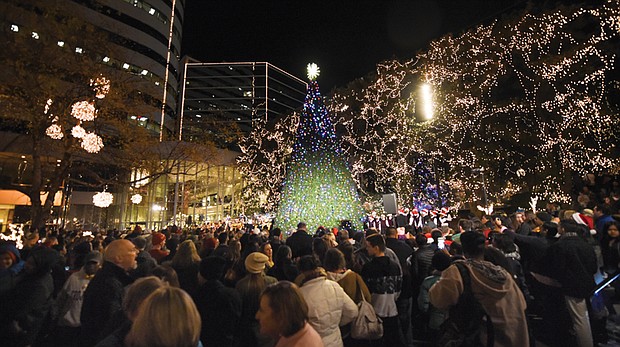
[71,124,86,138]
[46,123,63,140]
[90,75,110,99]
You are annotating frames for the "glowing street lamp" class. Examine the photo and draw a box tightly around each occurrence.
[420,83,434,120]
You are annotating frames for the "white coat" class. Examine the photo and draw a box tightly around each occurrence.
[300,276,358,347]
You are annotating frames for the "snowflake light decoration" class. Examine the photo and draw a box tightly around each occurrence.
[93,190,113,208]
[130,194,143,204]
[71,101,97,121]
[46,124,63,139]
[81,132,104,153]
[90,76,110,99]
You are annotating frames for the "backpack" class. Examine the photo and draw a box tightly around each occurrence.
[350,287,383,340]
[436,261,494,347]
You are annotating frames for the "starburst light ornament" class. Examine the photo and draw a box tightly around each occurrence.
[130,194,143,204]
[71,125,86,138]
[71,101,97,121]
[307,63,320,80]
[93,190,113,208]
[81,132,104,153]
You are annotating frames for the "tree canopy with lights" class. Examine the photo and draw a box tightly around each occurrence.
[239,0,620,212]
[273,64,365,232]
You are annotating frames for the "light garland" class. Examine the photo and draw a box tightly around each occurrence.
[81,132,104,153]
[130,193,143,204]
[71,100,97,121]
[93,190,113,208]
[0,224,24,249]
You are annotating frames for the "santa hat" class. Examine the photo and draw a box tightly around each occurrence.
[430,210,438,217]
[420,209,428,216]
[440,207,449,216]
[572,213,596,235]
[411,208,419,215]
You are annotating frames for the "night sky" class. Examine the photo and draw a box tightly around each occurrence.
[181,1,572,92]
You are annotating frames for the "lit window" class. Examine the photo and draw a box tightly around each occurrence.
[57,40,65,47]
[195,114,202,118]
[122,63,130,69]
[155,81,160,86]
[10,24,19,32]
[140,69,148,75]
[102,56,110,63]
[31,32,39,39]
[149,8,156,15]
[237,118,241,121]
[130,115,137,120]
[75,47,83,54]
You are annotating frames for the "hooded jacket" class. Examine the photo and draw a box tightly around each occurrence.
[429,259,529,347]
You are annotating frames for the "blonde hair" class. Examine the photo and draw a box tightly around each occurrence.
[123,276,167,320]
[171,240,201,268]
[126,287,201,347]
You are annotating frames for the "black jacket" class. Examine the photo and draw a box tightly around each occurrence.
[286,229,313,259]
[80,261,133,346]
[194,280,242,347]
[546,233,597,298]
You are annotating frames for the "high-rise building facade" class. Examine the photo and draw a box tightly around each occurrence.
[179,61,307,141]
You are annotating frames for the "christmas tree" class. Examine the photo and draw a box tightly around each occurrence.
[275,64,365,233]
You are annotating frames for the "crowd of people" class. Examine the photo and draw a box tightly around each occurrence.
[0,196,619,346]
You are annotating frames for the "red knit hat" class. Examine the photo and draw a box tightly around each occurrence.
[151,232,166,246]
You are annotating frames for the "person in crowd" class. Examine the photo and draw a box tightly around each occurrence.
[256,281,324,347]
[491,233,532,302]
[385,227,414,346]
[55,251,102,346]
[165,239,201,296]
[125,286,202,347]
[336,241,358,274]
[515,210,533,235]
[286,222,313,259]
[324,248,371,303]
[95,276,167,347]
[323,248,371,346]
[298,255,358,347]
[361,233,403,347]
[312,237,329,265]
[151,264,180,287]
[429,231,529,346]
[267,245,299,282]
[0,242,24,296]
[211,232,231,259]
[594,204,615,235]
[129,236,156,279]
[417,251,452,338]
[545,219,598,347]
[194,256,242,347]
[0,246,57,346]
[268,228,284,255]
[260,241,275,271]
[235,252,278,347]
[600,220,620,274]
[148,232,169,264]
[200,237,218,258]
[80,239,137,346]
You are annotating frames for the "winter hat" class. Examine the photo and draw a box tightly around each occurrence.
[582,209,594,217]
[151,232,166,246]
[200,256,227,280]
[131,236,147,250]
[84,251,103,264]
[245,252,269,274]
[572,213,596,235]
[431,252,452,272]
[0,243,20,264]
[536,212,552,223]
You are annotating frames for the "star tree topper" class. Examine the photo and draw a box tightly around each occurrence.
[307,63,320,80]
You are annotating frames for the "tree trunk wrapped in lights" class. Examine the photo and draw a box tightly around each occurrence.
[274,64,365,233]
